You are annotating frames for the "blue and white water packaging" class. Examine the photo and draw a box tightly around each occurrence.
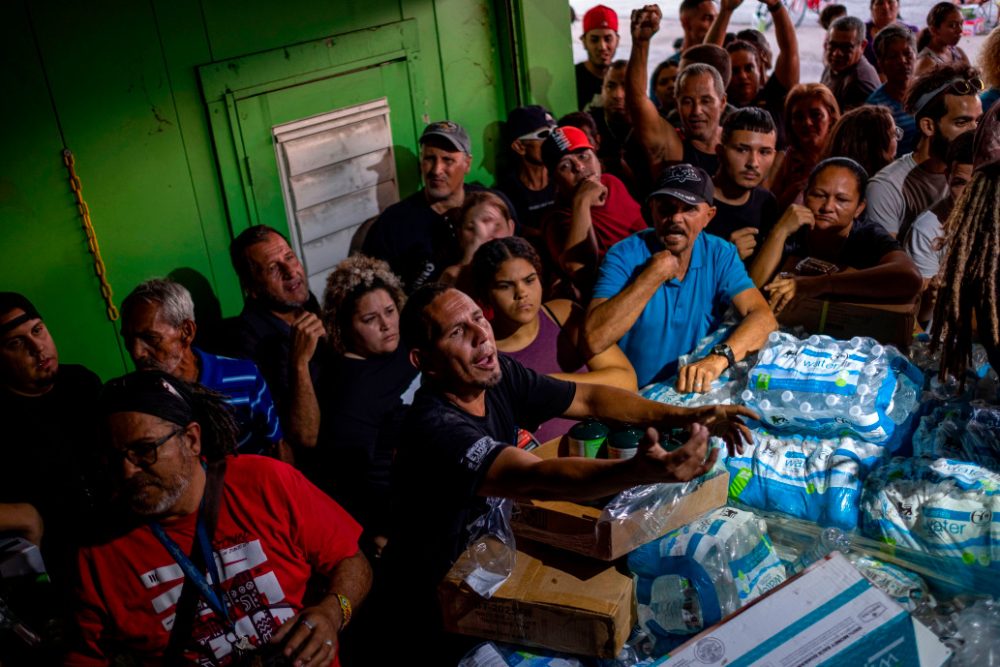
[726,429,886,531]
[742,332,923,447]
[860,456,1000,569]
[627,507,786,642]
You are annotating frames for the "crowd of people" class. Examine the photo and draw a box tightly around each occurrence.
[1,1,1000,665]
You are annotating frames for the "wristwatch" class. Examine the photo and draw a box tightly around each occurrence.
[710,343,736,369]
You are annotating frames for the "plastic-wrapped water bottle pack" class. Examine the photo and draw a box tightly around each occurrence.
[627,507,786,644]
[860,457,1000,568]
[913,402,1000,471]
[641,326,754,408]
[725,428,887,531]
[848,553,933,612]
[742,332,924,447]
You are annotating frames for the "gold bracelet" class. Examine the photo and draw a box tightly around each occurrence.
[335,593,352,629]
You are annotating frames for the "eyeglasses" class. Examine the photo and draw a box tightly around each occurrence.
[912,77,986,117]
[894,125,905,141]
[827,40,861,54]
[114,426,185,468]
[517,127,553,142]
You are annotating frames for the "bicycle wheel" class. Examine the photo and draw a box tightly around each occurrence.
[756,0,809,31]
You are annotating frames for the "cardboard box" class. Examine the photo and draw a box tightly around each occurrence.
[775,259,918,350]
[777,297,917,350]
[511,439,729,561]
[658,551,951,666]
[438,540,635,658]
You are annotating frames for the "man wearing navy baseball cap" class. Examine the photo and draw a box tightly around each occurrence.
[496,105,558,237]
[584,163,776,392]
[363,120,516,292]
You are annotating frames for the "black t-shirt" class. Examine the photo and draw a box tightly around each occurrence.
[389,354,575,586]
[750,76,789,150]
[224,294,325,427]
[786,217,903,269]
[363,184,517,292]
[575,62,604,111]
[0,364,104,579]
[590,108,651,200]
[683,140,720,176]
[495,170,556,236]
[311,347,419,535]
[707,186,779,263]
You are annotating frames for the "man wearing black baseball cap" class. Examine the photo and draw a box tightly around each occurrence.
[363,120,517,292]
[496,105,557,238]
[585,164,776,392]
[0,293,105,592]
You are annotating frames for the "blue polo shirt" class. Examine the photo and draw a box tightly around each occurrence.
[866,85,918,157]
[593,230,754,388]
[195,347,283,455]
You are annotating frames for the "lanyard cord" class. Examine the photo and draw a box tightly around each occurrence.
[150,516,234,632]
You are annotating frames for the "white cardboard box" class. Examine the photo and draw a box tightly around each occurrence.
[658,551,950,666]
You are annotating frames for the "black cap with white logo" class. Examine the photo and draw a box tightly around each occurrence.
[648,164,714,205]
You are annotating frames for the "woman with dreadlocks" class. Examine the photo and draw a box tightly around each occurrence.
[69,370,371,667]
[930,104,1000,380]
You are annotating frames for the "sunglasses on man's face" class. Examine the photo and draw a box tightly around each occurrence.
[912,77,986,117]
[518,127,553,142]
[113,426,186,468]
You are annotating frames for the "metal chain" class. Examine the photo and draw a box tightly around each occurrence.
[62,149,119,322]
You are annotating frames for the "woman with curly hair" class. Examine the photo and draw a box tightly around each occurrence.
[979,26,1000,113]
[314,255,419,558]
[471,237,636,442]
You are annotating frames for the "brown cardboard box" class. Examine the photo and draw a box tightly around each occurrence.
[775,258,918,350]
[438,540,635,658]
[777,297,917,351]
[510,439,730,561]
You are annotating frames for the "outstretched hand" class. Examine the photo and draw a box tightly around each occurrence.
[630,5,662,43]
[633,423,718,484]
[689,404,758,456]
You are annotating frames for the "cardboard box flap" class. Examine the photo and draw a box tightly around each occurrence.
[440,541,635,658]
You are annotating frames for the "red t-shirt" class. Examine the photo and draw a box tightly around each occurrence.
[544,173,646,262]
[67,455,362,666]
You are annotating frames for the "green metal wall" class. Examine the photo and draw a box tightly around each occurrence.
[0,0,575,380]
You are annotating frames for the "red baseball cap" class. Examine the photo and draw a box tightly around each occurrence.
[541,126,595,170]
[583,5,618,33]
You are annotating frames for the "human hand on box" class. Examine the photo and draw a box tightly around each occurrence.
[634,424,718,482]
[765,274,825,314]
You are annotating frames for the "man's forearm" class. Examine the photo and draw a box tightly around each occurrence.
[771,2,800,88]
[806,258,923,304]
[584,274,661,356]
[566,382,695,427]
[723,305,778,361]
[749,228,789,287]
[287,362,320,448]
[705,7,733,46]
[316,551,372,627]
[627,40,680,161]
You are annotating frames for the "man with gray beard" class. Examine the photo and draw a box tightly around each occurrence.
[67,371,370,667]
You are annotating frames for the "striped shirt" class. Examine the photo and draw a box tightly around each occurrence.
[195,347,283,455]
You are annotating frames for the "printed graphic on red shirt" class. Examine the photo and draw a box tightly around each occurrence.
[141,537,295,664]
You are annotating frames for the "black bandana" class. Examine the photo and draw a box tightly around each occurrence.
[0,292,42,336]
[99,370,195,426]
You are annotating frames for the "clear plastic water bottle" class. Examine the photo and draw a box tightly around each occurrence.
[788,527,851,574]
[646,575,704,634]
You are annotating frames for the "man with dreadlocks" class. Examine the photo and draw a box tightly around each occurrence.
[67,371,371,667]
[931,103,1000,380]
